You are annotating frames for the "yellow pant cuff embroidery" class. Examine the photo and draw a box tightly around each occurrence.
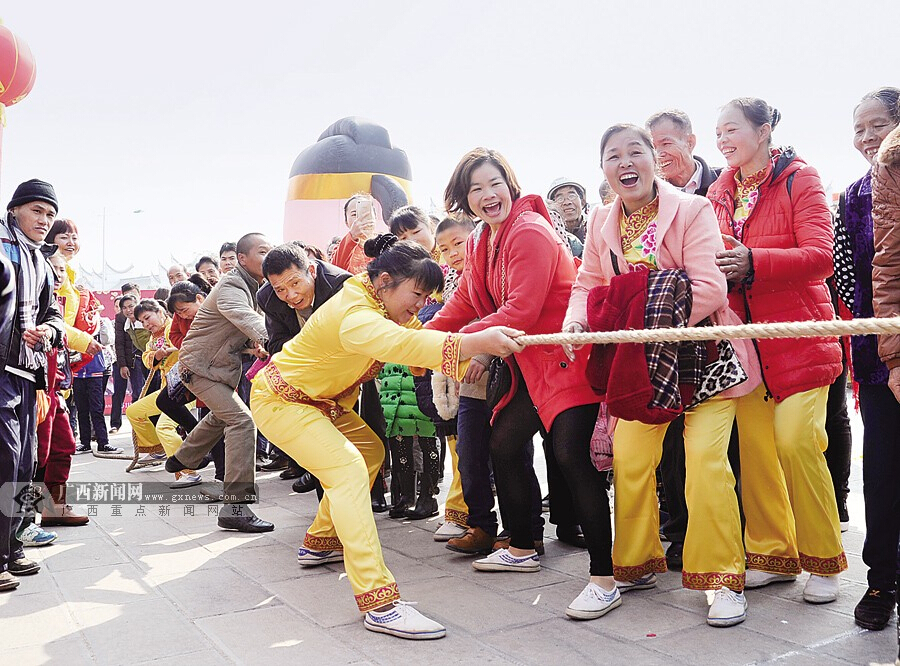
[746,552,802,575]
[682,571,745,592]
[800,552,848,576]
[355,582,400,613]
[613,557,667,582]
[303,533,343,551]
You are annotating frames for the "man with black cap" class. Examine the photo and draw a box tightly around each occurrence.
[547,177,590,243]
[0,179,66,591]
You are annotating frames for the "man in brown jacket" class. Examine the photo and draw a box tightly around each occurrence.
[166,233,273,532]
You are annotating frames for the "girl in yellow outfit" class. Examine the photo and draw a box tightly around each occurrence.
[126,299,199,486]
[250,235,524,640]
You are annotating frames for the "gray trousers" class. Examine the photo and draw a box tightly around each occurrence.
[175,370,256,504]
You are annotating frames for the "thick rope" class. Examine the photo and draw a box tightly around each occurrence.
[518,316,900,347]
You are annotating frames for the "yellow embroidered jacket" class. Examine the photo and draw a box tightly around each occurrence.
[261,275,465,415]
[142,319,178,386]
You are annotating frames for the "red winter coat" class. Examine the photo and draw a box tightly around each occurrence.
[707,148,841,401]
[426,195,598,429]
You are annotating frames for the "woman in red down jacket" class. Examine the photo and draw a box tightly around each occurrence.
[708,97,846,604]
[426,148,617,621]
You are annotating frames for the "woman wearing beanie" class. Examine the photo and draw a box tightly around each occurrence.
[707,97,847,603]
[250,234,524,640]
[425,148,617,622]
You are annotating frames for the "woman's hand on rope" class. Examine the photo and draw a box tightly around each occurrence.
[716,234,752,282]
[889,367,900,404]
[464,326,525,360]
[561,322,585,362]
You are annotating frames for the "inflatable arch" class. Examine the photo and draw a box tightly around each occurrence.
[283,117,413,252]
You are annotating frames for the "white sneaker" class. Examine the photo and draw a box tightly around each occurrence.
[707,587,748,627]
[615,573,657,592]
[170,471,202,489]
[566,582,622,620]
[17,522,58,547]
[296,546,344,567]
[803,574,840,604]
[472,548,540,573]
[744,570,797,589]
[364,601,446,640]
[433,521,467,542]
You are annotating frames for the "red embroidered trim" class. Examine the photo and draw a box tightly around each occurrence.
[263,361,383,423]
[444,508,469,527]
[355,582,400,612]
[613,557,667,581]
[440,334,462,380]
[746,552,801,575]
[682,571,746,592]
[303,534,343,551]
[799,552,848,575]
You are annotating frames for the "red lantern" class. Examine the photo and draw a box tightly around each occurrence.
[0,23,37,108]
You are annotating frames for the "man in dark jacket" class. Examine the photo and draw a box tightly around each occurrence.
[257,243,351,490]
[0,180,66,591]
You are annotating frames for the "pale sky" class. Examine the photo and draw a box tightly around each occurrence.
[1,1,897,288]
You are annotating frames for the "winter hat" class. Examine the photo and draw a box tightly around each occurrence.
[7,179,58,212]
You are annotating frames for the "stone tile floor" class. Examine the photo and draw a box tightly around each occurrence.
[1,403,897,665]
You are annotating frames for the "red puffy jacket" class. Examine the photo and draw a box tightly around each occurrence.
[707,148,841,401]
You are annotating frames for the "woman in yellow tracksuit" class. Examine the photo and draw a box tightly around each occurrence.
[125,299,199,484]
[250,235,523,640]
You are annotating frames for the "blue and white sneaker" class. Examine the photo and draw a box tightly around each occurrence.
[615,573,657,592]
[17,522,58,547]
[472,548,540,573]
[297,546,344,567]
[364,601,446,640]
[566,582,622,619]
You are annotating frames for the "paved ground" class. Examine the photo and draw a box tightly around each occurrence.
[1,404,897,666]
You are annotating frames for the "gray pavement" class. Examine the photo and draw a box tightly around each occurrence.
[1,408,897,666]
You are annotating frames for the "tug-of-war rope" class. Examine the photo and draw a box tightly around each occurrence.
[517,316,900,347]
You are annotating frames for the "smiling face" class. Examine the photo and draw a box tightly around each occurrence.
[268,263,317,311]
[396,222,436,253]
[436,227,469,273]
[715,105,771,172]
[853,98,899,166]
[52,229,80,260]
[602,129,657,213]
[467,162,513,228]
[12,201,58,243]
[551,186,584,226]
[649,119,697,187]
[375,272,429,324]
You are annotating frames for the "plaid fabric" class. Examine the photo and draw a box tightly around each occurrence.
[644,269,705,410]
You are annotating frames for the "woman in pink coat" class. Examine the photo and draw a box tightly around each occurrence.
[426,148,617,621]
[563,124,761,627]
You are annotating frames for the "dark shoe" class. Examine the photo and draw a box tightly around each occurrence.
[9,557,40,576]
[280,463,303,480]
[255,454,270,471]
[666,542,684,572]
[292,472,317,494]
[447,526,496,555]
[556,525,586,549]
[854,587,895,630]
[838,501,850,533]
[96,444,123,454]
[217,505,274,533]
[541,493,550,513]
[197,454,213,470]
[74,444,92,455]
[389,499,412,519]
[371,498,389,513]
[406,495,439,520]
[165,455,188,474]
[0,571,20,591]
[260,455,289,472]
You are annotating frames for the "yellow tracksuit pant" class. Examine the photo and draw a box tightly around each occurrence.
[612,396,745,591]
[443,435,469,527]
[126,390,191,458]
[251,383,399,613]
[736,384,847,576]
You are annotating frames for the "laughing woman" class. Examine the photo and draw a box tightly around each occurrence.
[563,124,761,627]
[707,97,847,603]
[425,148,617,621]
[250,235,524,640]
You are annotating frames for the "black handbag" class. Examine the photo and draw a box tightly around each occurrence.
[165,362,193,405]
[484,244,512,410]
